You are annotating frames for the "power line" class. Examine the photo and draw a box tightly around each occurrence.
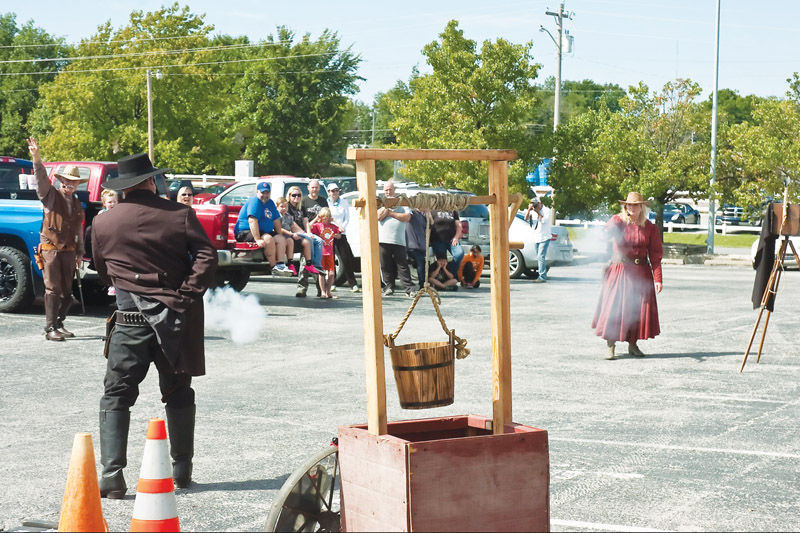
[0,51,344,77]
[0,41,297,65]
[0,34,209,50]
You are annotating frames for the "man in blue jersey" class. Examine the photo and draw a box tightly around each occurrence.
[234,181,292,276]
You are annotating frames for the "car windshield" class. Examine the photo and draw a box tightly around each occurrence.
[460,204,489,219]
[0,161,33,190]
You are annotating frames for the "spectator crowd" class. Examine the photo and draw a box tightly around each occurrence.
[166,178,488,299]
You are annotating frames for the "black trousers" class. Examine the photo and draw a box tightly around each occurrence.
[100,323,194,412]
[334,234,358,287]
[379,243,413,293]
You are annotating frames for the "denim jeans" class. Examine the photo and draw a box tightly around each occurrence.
[534,239,550,280]
[431,241,465,275]
[300,233,323,268]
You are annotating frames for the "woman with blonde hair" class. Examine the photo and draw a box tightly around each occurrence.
[176,186,194,206]
[591,191,663,360]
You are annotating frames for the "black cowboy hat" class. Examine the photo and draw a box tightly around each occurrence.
[102,153,172,191]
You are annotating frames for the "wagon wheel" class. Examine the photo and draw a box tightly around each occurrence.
[264,441,340,532]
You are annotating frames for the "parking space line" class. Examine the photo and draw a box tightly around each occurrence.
[551,437,800,460]
[551,518,674,532]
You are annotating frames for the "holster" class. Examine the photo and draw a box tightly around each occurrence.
[103,310,150,358]
[33,244,44,270]
[103,312,116,359]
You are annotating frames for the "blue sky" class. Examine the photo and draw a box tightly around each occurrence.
[8,1,800,103]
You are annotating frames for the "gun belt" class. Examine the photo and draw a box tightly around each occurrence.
[115,310,149,327]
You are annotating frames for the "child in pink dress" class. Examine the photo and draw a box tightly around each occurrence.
[311,208,340,299]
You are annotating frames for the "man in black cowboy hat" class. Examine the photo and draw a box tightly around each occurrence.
[27,137,88,341]
[91,152,217,498]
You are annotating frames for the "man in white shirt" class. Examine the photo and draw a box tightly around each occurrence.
[524,197,552,282]
[378,180,413,296]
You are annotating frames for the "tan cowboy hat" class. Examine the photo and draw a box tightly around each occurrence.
[54,165,89,184]
[618,191,649,205]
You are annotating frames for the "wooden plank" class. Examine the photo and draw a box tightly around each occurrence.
[508,193,523,226]
[346,148,517,161]
[338,426,409,531]
[356,160,388,436]
[406,422,550,532]
[488,161,512,434]
[353,194,496,209]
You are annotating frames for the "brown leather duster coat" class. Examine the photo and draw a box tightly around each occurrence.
[91,189,218,376]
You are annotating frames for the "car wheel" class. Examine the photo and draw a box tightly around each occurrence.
[0,246,34,313]
[213,269,250,292]
[334,249,347,286]
[509,250,525,279]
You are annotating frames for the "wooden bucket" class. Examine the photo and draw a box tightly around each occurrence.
[388,333,455,409]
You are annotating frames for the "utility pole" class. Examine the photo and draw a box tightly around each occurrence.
[707,0,721,254]
[146,69,162,163]
[541,3,573,132]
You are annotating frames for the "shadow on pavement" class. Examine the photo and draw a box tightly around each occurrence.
[624,351,738,361]
[189,474,289,493]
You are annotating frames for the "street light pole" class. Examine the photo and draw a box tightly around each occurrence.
[146,69,154,163]
[707,0,721,254]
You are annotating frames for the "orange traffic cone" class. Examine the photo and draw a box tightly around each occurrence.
[130,418,180,532]
[58,432,108,532]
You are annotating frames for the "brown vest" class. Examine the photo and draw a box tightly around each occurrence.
[41,194,82,250]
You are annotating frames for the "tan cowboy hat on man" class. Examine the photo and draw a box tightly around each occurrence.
[54,166,90,185]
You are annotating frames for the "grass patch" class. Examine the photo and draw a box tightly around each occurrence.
[565,227,758,248]
[662,233,757,248]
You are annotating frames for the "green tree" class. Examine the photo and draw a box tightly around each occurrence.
[0,13,67,157]
[31,3,236,173]
[384,20,540,195]
[723,98,800,209]
[223,26,361,176]
[551,79,711,225]
[531,77,626,132]
[700,88,763,125]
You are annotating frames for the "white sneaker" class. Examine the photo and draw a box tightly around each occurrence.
[351,285,361,293]
[272,263,292,277]
[331,285,337,292]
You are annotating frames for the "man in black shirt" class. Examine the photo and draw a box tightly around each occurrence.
[430,210,464,275]
[301,178,328,226]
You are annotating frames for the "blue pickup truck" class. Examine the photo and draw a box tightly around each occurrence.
[0,156,109,312]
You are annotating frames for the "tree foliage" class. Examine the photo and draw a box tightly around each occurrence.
[722,98,800,208]
[0,13,67,158]
[384,21,540,195]
[551,79,711,224]
[31,3,235,172]
[223,26,361,176]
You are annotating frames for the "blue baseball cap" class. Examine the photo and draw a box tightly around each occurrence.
[257,181,271,192]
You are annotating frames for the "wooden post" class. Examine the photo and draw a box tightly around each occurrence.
[488,160,512,434]
[355,159,387,435]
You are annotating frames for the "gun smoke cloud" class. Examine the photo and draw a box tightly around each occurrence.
[203,287,266,344]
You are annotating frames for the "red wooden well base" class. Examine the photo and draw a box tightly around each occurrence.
[337,415,549,532]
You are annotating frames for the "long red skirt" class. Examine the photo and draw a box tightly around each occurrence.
[592,262,660,343]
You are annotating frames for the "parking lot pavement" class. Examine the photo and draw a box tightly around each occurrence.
[1,261,798,531]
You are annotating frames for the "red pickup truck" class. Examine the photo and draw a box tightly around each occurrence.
[41,161,263,293]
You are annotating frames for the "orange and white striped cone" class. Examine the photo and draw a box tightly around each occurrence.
[130,418,180,532]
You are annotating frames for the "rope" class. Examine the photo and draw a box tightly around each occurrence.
[376,192,471,213]
[382,209,470,360]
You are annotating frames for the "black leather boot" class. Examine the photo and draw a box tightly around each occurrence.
[165,404,195,488]
[99,410,130,499]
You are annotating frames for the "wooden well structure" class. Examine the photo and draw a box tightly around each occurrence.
[337,149,550,532]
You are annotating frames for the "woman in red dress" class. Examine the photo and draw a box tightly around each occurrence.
[592,191,663,360]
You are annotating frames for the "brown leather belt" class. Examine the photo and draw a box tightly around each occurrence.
[614,254,648,266]
[40,243,75,252]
